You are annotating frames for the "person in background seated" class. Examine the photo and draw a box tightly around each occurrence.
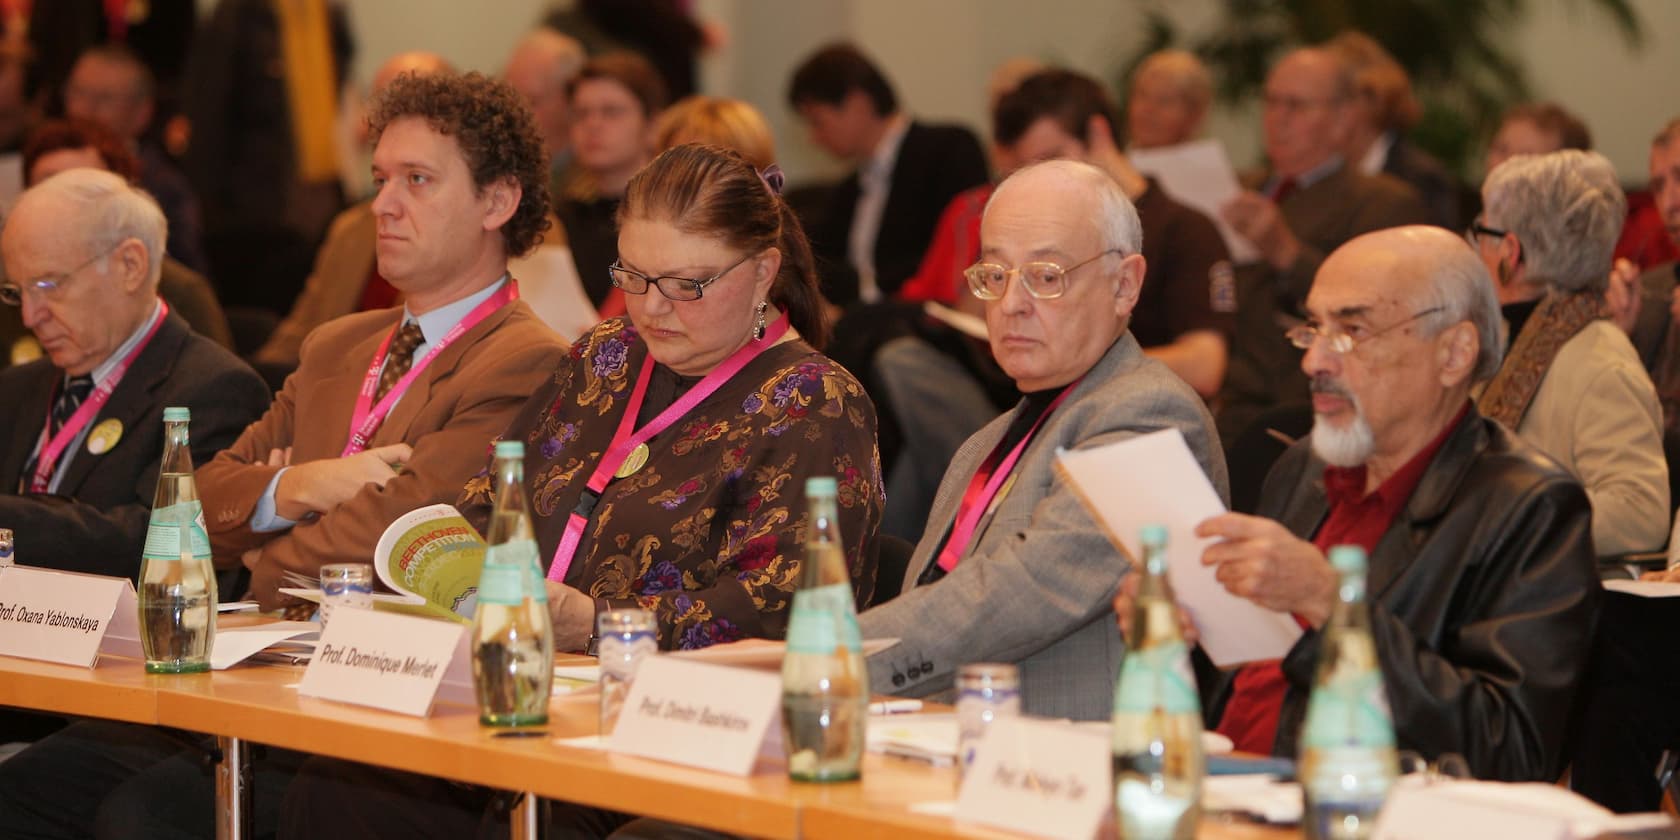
[0,168,266,577]
[250,52,455,373]
[1327,31,1465,230]
[0,69,566,840]
[787,41,989,307]
[653,95,776,170]
[278,143,884,840]
[0,117,233,366]
[557,51,666,312]
[859,159,1227,721]
[62,44,208,273]
[1214,46,1430,512]
[1470,150,1667,557]
[501,27,587,196]
[1123,48,1212,150]
[1123,226,1597,781]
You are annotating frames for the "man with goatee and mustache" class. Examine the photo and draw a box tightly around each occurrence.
[1120,226,1599,782]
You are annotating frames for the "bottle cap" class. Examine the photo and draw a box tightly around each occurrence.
[1328,544,1367,574]
[162,407,190,422]
[494,440,524,459]
[1139,524,1168,547]
[805,476,837,497]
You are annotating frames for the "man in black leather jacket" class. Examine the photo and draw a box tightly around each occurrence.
[1136,225,1599,782]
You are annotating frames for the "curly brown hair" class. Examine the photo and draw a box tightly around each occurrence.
[368,70,551,257]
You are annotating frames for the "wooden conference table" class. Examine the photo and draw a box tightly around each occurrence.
[0,649,1297,840]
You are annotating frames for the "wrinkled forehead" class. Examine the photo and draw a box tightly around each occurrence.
[980,175,1101,261]
[1307,247,1416,321]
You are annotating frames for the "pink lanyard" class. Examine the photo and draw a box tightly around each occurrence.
[546,314,791,583]
[341,281,517,457]
[28,302,169,493]
[935,379,1080,573]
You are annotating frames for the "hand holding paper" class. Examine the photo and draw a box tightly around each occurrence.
[1055,428,1300,666]
[1197,513,1338,629]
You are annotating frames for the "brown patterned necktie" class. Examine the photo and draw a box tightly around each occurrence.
[375,321,426,402]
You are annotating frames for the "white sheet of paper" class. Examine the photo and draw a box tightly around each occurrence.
[0,566,135,667]
[866,712,959,765]
[1602,578,1680,598]
[607,656,782,776]
[1372,778,1673,840]
[1056,428,1301,666]
[210,621,319,670]
[510,245,599,343]
[955,717,1110,840]
[1128,139,1260,263]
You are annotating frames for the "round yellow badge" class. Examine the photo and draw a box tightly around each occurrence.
[87,418,123,455]
[615,442,650,479]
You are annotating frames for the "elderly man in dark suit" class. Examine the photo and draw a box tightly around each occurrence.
[1127,226,1598,782]
[0,168,267,577]
[859,159,1228,721]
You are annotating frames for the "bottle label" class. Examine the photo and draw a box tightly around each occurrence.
[481,539,545,604]
[1113,640,1200,714]
[142,502,212,561]
[477,562,527,606]
[1301,669,1396,749]
[785,582,862,655]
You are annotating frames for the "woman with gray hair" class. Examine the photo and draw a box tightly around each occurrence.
[1470,149,1668,557]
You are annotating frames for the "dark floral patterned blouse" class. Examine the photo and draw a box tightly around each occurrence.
[460,317,883,650]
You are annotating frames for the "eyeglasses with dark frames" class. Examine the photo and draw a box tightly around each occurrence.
[608,251,757,302]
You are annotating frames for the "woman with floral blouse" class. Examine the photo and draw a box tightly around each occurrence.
[459,143,884,652]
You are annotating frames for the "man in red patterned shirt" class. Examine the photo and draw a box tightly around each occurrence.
[1119,225,1599,781]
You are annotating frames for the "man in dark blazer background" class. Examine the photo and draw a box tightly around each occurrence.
[787,42,989,307]
[0,167,268,579]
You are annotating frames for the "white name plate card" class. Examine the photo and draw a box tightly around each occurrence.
[955,717,1111,840]
[0,565,141,667]
[607,656,781,776]
[297,607,466,717]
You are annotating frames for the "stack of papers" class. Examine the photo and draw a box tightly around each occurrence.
[867,712,959,765]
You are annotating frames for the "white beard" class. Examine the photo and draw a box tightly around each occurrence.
[1311,411,1375,467]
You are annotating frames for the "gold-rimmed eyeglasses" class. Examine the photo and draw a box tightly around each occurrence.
[963,249,1122,301]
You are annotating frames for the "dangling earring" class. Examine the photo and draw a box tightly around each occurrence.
[752,300,769,341]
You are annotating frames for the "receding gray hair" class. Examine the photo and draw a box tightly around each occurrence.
[990,158,1144,256]
[1482,149,1625,294]
[1417,231,1505,383]
[11,168,167,287]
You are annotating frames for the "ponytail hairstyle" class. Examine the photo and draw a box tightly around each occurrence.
[617,144,829,348]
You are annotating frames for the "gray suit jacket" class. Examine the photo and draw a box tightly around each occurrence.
[858,333,1228,720]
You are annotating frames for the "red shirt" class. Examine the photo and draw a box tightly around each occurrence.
[1216,404,1468,755]
[897,184,992,304]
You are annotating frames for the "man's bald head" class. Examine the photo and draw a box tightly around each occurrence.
[1324,225,1503,384]
[370,51,455,100]
[1262,47,1355,177]
[503,29,586,156]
